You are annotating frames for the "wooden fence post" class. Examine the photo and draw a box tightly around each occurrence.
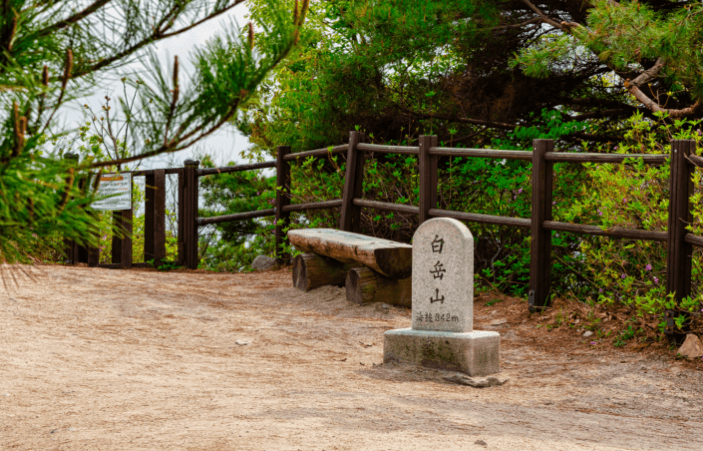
[119,208,133,268]
[275,146,292,265]
[110,175,133,269]
[419,135,439,224]
[145,169,167,267]
[111,210,133,268]
[340,131,365,232]
[65,233,79,265]
[112,211,122,266]
[87,231,100,268]
[183,159,200,270]
[177,170,185,266]
[529,139,554,312]
[665,139,695,340]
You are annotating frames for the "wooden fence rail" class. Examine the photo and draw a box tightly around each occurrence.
[67,133,702,339]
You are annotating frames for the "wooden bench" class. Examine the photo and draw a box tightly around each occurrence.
[287,228,412,306]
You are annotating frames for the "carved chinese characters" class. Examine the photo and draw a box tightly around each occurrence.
[411,218,474,333]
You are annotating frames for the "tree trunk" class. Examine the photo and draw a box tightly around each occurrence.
[292,253,358,291]
[288,228,412,279]
[345,266,412,307]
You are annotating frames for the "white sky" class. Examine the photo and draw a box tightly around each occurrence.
[73,3,253,170]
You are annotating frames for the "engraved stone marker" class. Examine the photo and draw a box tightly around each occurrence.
[411,218,473,333]
[383,218,500,376]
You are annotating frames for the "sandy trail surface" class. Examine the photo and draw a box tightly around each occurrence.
[1,265,702,450]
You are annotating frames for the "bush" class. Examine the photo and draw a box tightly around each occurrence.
[563,113,703,332]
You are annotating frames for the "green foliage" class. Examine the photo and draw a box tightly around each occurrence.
[198,149,345,271]
[562,113,703,325]
[485,298,503,307]
[510,34,578,79]
[500,110,592,146]
[613,323,641,348]
[0,153,99,264]
[197,154,277,271]
[241,0,558,155]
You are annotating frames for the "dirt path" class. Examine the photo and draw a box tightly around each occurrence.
[1,265,702,450]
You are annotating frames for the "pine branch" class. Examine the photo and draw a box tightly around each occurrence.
[518,0,566,30]
[71,1,246,79]
[537,8,703,119]
[90,1,310,169]
[41,48,73,135]
[480,17,542,31]
[162,55,179,147]
[33,0,112,39]
[621,59,703,118]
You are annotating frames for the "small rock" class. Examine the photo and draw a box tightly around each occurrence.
[235,340,250,346]
[583,330,594,338]
[542,401,553,405]
[490,319,507,326]
[502,331,517,341]
[251,255,277,272]
[67,428,75,432]
[444,374,509,388]
[375,303,391,312]
[50,429,60,434]
[678,334,703,358]
[474,440,487,446]
[3,393,9,396]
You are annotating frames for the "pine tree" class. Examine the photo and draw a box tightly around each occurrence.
[0,0,308,263]
[241,0,703,151]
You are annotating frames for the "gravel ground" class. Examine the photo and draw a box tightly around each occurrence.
[0,265,701,450]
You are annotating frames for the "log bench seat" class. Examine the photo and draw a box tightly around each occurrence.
[287,228,412,306]
[287,228,412,279]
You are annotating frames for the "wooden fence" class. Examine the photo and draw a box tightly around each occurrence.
[66,132,703,338]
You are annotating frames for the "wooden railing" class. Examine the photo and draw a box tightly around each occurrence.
[189,143,349,269]
[67,133,702,338]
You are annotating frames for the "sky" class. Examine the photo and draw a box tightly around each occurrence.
[73,3,253,171]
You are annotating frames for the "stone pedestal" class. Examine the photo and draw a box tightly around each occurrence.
[383,218,500,376]
[384,329,500,376]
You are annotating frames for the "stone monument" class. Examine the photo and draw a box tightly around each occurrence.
[383,217,500,376]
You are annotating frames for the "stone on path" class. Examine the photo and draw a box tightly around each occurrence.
[251,255,277,272]
[677,334,703,358]
[383,217,501,376]
[583,330,594,338]
[444,374,509,388]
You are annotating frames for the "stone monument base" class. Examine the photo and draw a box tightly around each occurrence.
[383,328,500,377]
